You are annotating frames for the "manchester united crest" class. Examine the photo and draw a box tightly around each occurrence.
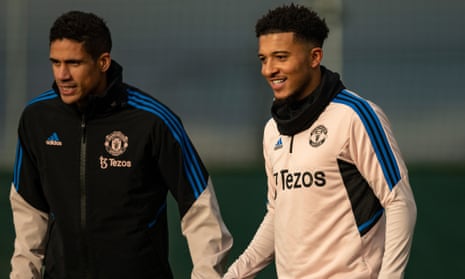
[309,125,327,147]
[104,131,128,156]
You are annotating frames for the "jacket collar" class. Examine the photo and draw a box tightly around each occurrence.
[271,66,345,136]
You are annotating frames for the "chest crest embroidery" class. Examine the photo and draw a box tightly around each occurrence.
[104,131,128,156]
[309,125,328,147]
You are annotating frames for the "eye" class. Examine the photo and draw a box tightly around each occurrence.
[69,60,81,66]
[50,59,60,66]
[276,55,287,61]
[258,56,266,64]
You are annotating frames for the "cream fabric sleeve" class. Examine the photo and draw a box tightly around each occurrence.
[222,210,275,279]
[181,180,233,279]
[348,101,417,279]
[223,124,276,279]
[10,184,49,279]
[378,178,417,279]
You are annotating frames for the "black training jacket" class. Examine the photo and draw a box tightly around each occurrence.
[10,60,232,279]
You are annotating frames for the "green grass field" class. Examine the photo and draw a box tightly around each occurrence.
[1,163,464,278]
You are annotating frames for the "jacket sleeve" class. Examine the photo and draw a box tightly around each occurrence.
[10,118,50,279]
[348,101,417,279]
[222,210,274,279]
[154,115,232,278]
[223,126,275,278]
[10,185,49,279]
[181,180,233,278]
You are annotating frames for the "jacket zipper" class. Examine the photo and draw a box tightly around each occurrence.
[80,117,87,235]
[80,116,89,278]
[289,135,294,153]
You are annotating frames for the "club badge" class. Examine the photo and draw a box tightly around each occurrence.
[309,125,327,147]
[104,131,128,156]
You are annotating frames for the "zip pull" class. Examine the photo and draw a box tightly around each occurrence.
[81,116,87,143]
[289,135,294,153]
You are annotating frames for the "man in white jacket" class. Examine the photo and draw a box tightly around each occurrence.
[224,3,416,278]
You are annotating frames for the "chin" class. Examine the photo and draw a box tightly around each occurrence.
[273,92,291,101]
[60,95,78,105]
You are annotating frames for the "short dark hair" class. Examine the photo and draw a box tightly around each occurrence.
[49,11,112,59]
[255,3,329,47]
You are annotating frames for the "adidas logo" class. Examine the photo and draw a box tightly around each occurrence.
[274,137,283,150]
[45,132,63,146]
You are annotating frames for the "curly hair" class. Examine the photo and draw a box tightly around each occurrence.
[255,3,329,47]
[49,11,112,60]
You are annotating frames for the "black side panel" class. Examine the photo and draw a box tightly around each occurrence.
[338,159,383,236]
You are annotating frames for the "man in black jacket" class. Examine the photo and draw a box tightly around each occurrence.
[10,11,232,279]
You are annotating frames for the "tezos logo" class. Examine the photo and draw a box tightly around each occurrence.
[309,125,327,147]
[104,131,128,156]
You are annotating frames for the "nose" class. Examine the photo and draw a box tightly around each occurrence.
[261,60,277,77]
[54,64,71,81]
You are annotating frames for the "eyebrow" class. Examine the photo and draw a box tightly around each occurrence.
[49,57,84,64]
[258,50,290,57]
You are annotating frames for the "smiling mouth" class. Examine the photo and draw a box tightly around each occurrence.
[270,78,286,91]
[272,79,285,84]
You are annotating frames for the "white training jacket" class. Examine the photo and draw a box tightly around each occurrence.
[224,89,417,279]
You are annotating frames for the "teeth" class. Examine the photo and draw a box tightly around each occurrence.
[272,79,284,84]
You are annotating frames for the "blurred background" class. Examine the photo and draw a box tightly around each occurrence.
[1,0,464,277]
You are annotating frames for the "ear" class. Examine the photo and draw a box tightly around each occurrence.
[310,47,323,68]
[98,52,111,72]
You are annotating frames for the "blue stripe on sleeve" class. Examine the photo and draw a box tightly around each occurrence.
[27,90,57,106]
[126,89,207,199]
[13,90,57,191]
[147,201,167,228]
[333,90,401,190]
[13,140,23,191]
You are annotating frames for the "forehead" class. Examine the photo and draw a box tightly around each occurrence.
[49,38,90,59]
[258,32,306,54]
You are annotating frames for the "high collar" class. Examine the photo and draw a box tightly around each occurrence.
[271,66,345,136]
[53,60,127,117]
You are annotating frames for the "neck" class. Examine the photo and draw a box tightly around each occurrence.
[299,67,321,100]
[77,75,108,110]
